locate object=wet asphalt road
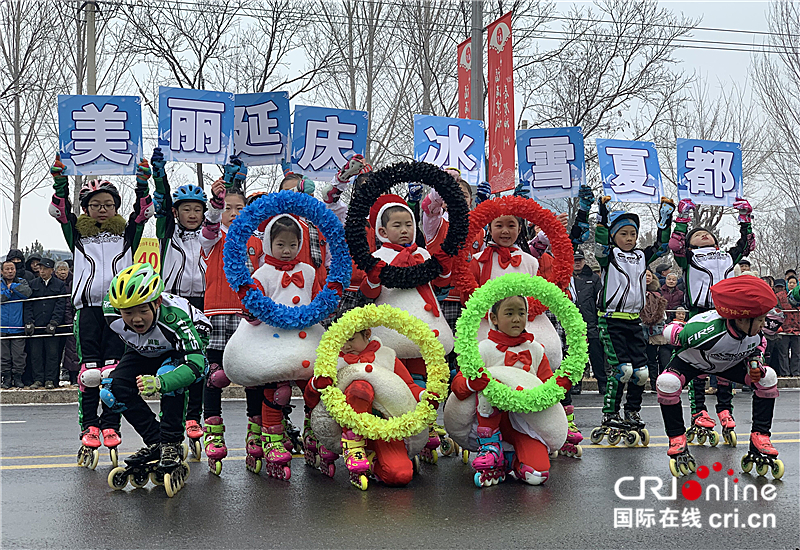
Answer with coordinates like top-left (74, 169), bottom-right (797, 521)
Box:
top-left (1, 390), bottom-right (798, 550)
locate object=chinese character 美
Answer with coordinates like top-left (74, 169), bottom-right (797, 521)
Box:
top-left (71, 103), bottom-right (132, 165)
top-left (614, 508), bottom-right (633, 528)
top-left (636, 508), bottom-right (656, 528)
top-left (168, 97), bottom-right (226, 154)
top-left (525, 136), bottom-right (575, 189)
top-left (659, 507), bottom-right (680, 528)
top-left (235, 101), bottom-right (282, 156)
top-left (680, 507), bottom-right (703, 528)
top-left (422, 125), bottom-right (477, 171)
top-left (297, 115), bottom-right (357, 171)
top-left (606, 147), bottom-right (655, 196)
top-left (684, 146), bottom-right (735, 199)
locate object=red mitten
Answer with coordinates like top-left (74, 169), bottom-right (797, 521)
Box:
top-left (312, 376), bottom-right (333, 391)
top-left (366, 260), bottom-right (387, 286)
top-left (431, 249), bottom-right (453, 274)
top-left (237, 279), bottom-right (265, 301)
top-left (555, 376), bottom-right (572, 393)
top-left (468, 373), bottom-right (490, 392)
top-left (327, 281), bottom-right (344, 297)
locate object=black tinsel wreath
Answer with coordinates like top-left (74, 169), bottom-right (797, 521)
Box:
top-left (345, 161), bottom-right (469, 289)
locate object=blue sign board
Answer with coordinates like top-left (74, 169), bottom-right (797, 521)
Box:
top-left (597, 138), bottom-right (663, 204)
top-left (677, 139), bottom-right (743, 207)
top-left (516, 127), bottom-right (585, 200)
top-left (233, 92), bottom-right (290, 166)
top-left (413, 114), bottom-right (486, 186)
top-left (291, 105), bottom-right (368, 179)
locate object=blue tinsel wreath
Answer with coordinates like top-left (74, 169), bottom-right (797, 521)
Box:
top-left (223, 191), bottom-right (351, 329)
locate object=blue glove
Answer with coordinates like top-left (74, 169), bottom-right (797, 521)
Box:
top-left (578, 184), bottom-right (594, 211)
top-left (574, 219), bottom-right (590, 246)
top-left (151, 147), bottom-right (166, 179)
top-left (514, 180), bottom-right (531, 199)
top-left (297, 175), bottom-right (315, 196)
top-left (597, 195), bottom-right (610, 224)
top-left (153, 191), bottom-right (166, 218)
top-left (657, 198), bottom-right (675, 230)
top-left (223, 155), bottom-right (246, 188)
top-left (408, 182), bottom-right (424, 203)
top-left (476, 182), bottom-right (491, 204)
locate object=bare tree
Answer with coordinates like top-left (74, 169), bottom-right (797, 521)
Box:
top-left (0, 0), bottom-right (66, 248)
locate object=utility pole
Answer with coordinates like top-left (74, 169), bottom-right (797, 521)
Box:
top-left (470, 0), bottom-right (483, 123)
top-left (86, 1), bottom-right (96, 95)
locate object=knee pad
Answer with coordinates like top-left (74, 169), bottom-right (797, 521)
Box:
top-left (99, 379), bottom-right (126, 413)
top-left (100, 360), bottom-right (118, 380)
top-left (411, 373), bottom-right (427, 389)
top-left (632, 366), bottom-right (649, 387)
top-left (206, 363), bottom-right (230, 389)
top-left (656, 370), bottom-right (685, 405)
top-left (273, 382), bottom-right (292, 406)
top-left (612, 363), bottom-right (633, 384)
top-left (663, 322), bottom-right (684, 347)
top-left (752, 366), bottom-right (779, 399)
top-left (79, 363), bottom-right (102, 391)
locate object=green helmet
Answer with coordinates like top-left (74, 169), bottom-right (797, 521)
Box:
top-left (108, 263), bottom-right (164, 309)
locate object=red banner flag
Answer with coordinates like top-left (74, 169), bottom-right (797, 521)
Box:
top-left (487, 11), bottom-right (515, 193)
top-left (457, 38), bottom-right (471, 119)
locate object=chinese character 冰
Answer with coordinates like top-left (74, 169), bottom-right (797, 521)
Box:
top-left (71, 103), bottom-right (132, 166)
top-left (296, 115), bottom-right (357, 171)
top-left (422, 125), bottom-right (477, 171)
top-left (168, 97), bottom-right (226, 155)
top-left (659, 507), bottom-right (680, 528)
top-left (681, 507), bottom-right (703, 528)
top-left (636, 508), bottom-right (656, 528)
top-left (525, 136), bottom-right (575, 189)
top-left (235, 101), bottom-right (282, 157)
top-left (684, 146), bottom-right (736, 198)
top-left (614, 508), bottom-right (633, 528)
top-left (605, 147), bottom-right (655, 196)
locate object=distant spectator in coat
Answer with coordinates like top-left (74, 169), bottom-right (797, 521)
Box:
top-left (776, 275), bottom-right (800, 376)
top-left (24, 258), bottom-right (67, 389)
top-left (1, 260), bottom-right (31, 388)
top-left (5, 249), bottom-right (35, 282)
top-left (25, 254), bottom-right (41, 277)
top-left (660, 273), bottom-right (684, 322)
top-left (54, 261), bottom-right (79, 384)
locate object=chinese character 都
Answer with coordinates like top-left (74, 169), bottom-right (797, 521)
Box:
top-left (422, 125), bottom-right (477, 171)
top-left (659, 507), bottom-right (680, 528)
top-left (297, 115), bottom-right (356, 171)
top-left (71, 103), bottom-right (132, 165)
top-left (614, 508), bottom-right (633, 528)
top-left (680, 507), bottom-right (703, 528)
top-left (234, 101), bottom-right (282, 157)
top-left (525, 136), bottom-right (575, 189)
top-left (636, 508), bottom-right (656, 528)
top-left (684, 146), bottom-right (736, 198)
top-left (605, 146), bottom-right (655, 196)
top-left (168, 97), bottom-right (226, 154)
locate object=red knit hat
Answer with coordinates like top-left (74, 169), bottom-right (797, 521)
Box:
top-left (368, 194), bottom-right (415, 243)
top-left (711, 275), bottom-right (777, 319)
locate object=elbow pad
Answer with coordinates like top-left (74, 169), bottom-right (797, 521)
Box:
top-left (49, 195), bottom-right (69, 224)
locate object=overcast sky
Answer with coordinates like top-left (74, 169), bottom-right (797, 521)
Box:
top-left (1, 1), bottom-right (772, 254)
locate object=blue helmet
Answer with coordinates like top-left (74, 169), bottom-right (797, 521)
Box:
top-left (608, 211), bottom-right (639, 238)
top-left (172, 184), bottom-right (207, 206)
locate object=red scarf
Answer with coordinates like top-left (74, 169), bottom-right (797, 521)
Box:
top-left (381, 243), bottom-right (440, 317)
top-left (281, 271), bottom-right (304, 289)
top-left (477, 245), bottom-right (521, 284)
top-left (488, 329), bottom-right (534, 352)
top-left (340, 340), bottom-right (381, 364)
top-left (262, 254), bottom-right (300, 272)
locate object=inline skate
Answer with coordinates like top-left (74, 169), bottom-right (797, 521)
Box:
top-left (185, 420), bottom-right (204, 461)
top-left (434, 423), bottom-right (460, 458)
top-left (107, 442), bottom-right (190, 497)
top-left (718, 410), bottom-right (737, 447)
top-left (741, 432), bottom-right (784, 479)
top-left (302, 414), bottom-right (338, 477)
top-left (559, 405), bottom-right (583, 458)
top-left (77, 426), bottom-right (101, 470)
top-left (101, 428), bottom-right (121, 467)
top-left (245, 416), bottom-right (264, 474)
top-left (472, 427), bottom-right (507, 487)
top-left (590, 412), bottom-right (639, 446)
top-left (282, 405), bottom-right (303, 455)
top-left (419, 426), bottom-right (440, 464)
top-left (508, 460), bottom-right (549, 486)
top-left (342, 429), bottom-right (371, 491)
top-left (667, 433), bottom-right (697, 477)
top-left (262, 425), bottom-right (292, 481)
top-left (624, 410), bottom-right (650, 447)
top-left (203, 416), bottom-right (226, 475)
top-left (686, 410), bottom-right (719, 446)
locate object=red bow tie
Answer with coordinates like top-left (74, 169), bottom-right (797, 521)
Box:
top-left (341, 340), bottom-right (381, 364)
top-left (281, 271), bottom-right (305, 289)
top-left (383, 243), bottom-right (441, 317)
top-left (505, 350), bottom-right (532, 367)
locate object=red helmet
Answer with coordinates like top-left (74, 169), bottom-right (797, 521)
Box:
top-left (711, 275), bottom-right (777, 319)
top-left (79, 179), bottom-right (121, 209)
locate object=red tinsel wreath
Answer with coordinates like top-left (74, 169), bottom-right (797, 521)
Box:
top-left (451, 195), bottom-right (573, 317)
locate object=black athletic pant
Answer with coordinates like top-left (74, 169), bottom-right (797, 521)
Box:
top-left (599, 317), bottom-right (649, 414)
top-left (75, 306), bottom-right (125, 364)
top-left (108, 351), bottom-right (188, 445)
top-left (588, 336), bottom-right (608, 393)
top-left (660, 357), bottom-right (775, 438)
top-left (202, 348), bottom-right (262, 419)
top-left (689, 376), bottom-right (734, 415)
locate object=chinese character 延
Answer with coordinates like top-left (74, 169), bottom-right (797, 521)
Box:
top-left (422, 125), bottom-right (476, 171)
top-left (71, 103), bottom-right (132, 166)
top-left (168, 97), bottom-right (226, 154)
top-left (525, 136), bottom-right (575, 189)
top-left (614, 508), bottom-right (633, 528)
top-left (606, 147), bottom-right (655, 196)
top-left (235, 101), bottom-right (282, 156)
top-left (684, 146), bottom-right (736, 199)
top-left (297, 115), bottom-right (356, 171)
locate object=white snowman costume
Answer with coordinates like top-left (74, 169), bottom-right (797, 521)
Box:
top-left (223, 215), bottom-right (324, 386)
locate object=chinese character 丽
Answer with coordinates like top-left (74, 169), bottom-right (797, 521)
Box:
top-left (422, 125), bottom-right (477, 171)
top-left (296, 115), bottom-right (356, 171)
top-left (684, 146), bottom-right (736, 199)
top-left (71, 103), bottom-right (132, 166)
top-left (525, 136), bottom-right (575, 189)
top-left (168, 97), bottom-right (226, 154)
top-left (234, 101), bottom-right (282, 157)
top-left (614, 508), bottom-right (633, 528)
top-left (605, 147), bottom-right (655, 196)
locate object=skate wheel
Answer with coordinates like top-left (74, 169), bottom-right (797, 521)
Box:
top-left (474, 472), bottom-right (483, 488)
top-left (413, 455), bottom-right (421, 474)
top-left (87, 448), bottom-right (99, 470)
top-left (208, 458), bottom-right (222, 476)
top-left (323, 463), bottom-right (335, 478)
top-left (669, 459), bottom-right (681, 478)
top-left (253, 459), bottom-right (263, 475)
top-left (755, 462), bottom-right (769, 477)
top-left (76, 449), bottom-right (84, 467)
top-left (640, 429), bottom-right (650, 447)
top-left (431, 449), bottom-right (438, 464)
top-left (709, 431), bottom-right (720, 447)
top-left (697, 432), bottom-right (707, 445)
top-left (679, 462), bottom-right (690, 476)
top-left (741, 456), bottom-right (753, 473)
top-left (686, 430), bottom-right (695, 443)
top-left (109, 447), bottom-right (118, 468)
top-left (575, 445), bottom-right (583, 458)
top-left (462, 450), bottom-right (470, 464)
top-left (440, 437), bottom-right (454, 456)
top-left (190, 440), bottom-right (203, 462)
top-left (150, 471), bottom-right (164, 486)
top-left (164, 472), bottom-right (176, 498)
top-left (108, 467), bottom-right (128, 490)
top-left (180, 442), bottom-right (189, 461)
top-left (772, 459), bottom-right (785, 480)
top-left (550, 450), bottom-right (559, 458)
top-left (607, 432), bottom-right (621, 446)
top-left (282, 466), bottom-right (292, 481)
top-left (624, 431), bottom-right (641, 448)
top-left (130, 470), bottom-right (149, 488)
top-left (356, 475), bottom-right (368, 491)
top-left (688, 459), bottom-right (697, 473)
top-left (727, 432), bottom-right (737, 447)
top-left (589, 427), bottom-right (605, 445)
